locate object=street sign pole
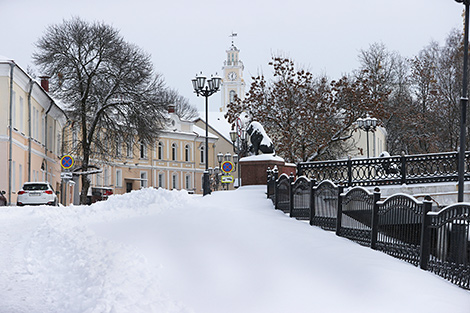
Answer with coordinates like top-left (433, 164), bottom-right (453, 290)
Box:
top-left (60, 155), bottom-right (74, 205)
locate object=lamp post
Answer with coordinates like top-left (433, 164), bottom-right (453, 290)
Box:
top-left (230, 129), bottom-right (247, 187)
top-left (356, 115), bottom-right (377, 158)
top-left (455, 0), bottom-right (470, 202)
top-left (192, 72), bottom-right (222, 196)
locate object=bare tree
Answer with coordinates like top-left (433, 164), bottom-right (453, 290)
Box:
top-left (166, 89), bottom-right (199, 121)
top-left (33, 17), bottom-right (169, 204)
top-left (226, 57), bottom-right (385, 162)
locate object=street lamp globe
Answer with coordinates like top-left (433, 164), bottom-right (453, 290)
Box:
top-left (217, 153), bottom-right (224, 164)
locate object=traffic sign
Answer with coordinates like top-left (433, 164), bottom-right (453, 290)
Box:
top-left (221, 161), bottom-right (234, 173)
top-left (60, 172), bottom-right (73, 180)
top-left (221, 175), bottom-right (234, 183)
top-left (61, 155), bottom-right (74, 169)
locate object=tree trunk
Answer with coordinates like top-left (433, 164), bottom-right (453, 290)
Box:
top-left (79, 145), bottom-right (90, 205)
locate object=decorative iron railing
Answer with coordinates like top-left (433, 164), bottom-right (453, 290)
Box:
top-left (337, 187), bottom-right (377, 246)
top-left (311, 180), bottom-right (339, 231)
top-left (297, 151), bottom-right (470, 187)
top-left (267, 168), bottom-right (470, 290)
top-left (421, 203), bottom-right (470, 290)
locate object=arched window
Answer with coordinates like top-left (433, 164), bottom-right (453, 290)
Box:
top-left (140, 141), bottom-right (147, 159)
top-left (200, 145), bottom-right (205, 163)
top-left (172, 143), bottom-right (177, 161)
top-left (229, 90), bottom-right (236, 103)
top-left (185, 144), bottom-right (190, 162)
top-left (158, 142), bottom-right (163, 160)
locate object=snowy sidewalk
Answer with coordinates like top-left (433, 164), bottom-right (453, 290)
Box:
top-left (0, 186), bottom-right (468, 313)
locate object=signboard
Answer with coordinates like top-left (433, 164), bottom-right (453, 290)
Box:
top-left (221, 175), bottom-right (234, 184)
top-left (221, 161), bottom-right (234, 173)
top-left (60, 155), bottom-right (74, 169)
top-left (60, 172), bottom-right (73, 180)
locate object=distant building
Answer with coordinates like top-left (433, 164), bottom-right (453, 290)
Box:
top-left (220, 38), bottom-right (245, 113)
top-left (65, 106), bottom-right (220, 202)
top-left (0, 57), bottom-right (67, 205)
top-left (349, 126), bottom-right (387, 159)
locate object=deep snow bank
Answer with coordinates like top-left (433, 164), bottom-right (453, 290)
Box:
top-left (0, 186), bottom-right (468, 313)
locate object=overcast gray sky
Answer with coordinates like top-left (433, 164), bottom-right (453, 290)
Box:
top-left (0, 0), bottom-right (464, 111)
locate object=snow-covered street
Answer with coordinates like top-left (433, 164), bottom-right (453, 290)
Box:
top-left (0, 186), bottom-right (468, 313)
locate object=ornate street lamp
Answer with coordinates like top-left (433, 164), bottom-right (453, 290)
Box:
top-left (356, 115), bottom-right (377, 158)
top-left (455, 0), bottom-right (470, 202)
top-left (192, 72), bottom-right (222, 195)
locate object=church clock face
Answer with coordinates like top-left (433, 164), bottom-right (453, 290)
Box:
top-left (228, 71), bottom-right (237, 81)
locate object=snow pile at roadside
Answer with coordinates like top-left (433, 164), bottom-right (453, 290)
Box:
top-left (0, 188), bottom-right (192, 313)
top-left (0, 186), bottom-right (469, 313)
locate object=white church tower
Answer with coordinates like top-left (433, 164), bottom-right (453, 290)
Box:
top-left (220, 33), bottom-right (245, 112)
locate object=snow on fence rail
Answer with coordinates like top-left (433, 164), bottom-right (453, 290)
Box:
top-left (296, 151), bottom-right (470, 187)
top-left (266, 167), bottom-right (470, 290)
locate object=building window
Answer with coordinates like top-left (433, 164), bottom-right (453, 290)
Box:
top-left (41, 114), bottom-right (45, 144)
top-left (158, 142), bottom-right (163, 160)
top-left (114, 137), bottom-right (120, 156)
top-left (230, 90), bottom-right (236, 103)
top-left (185, 175), bottom-right (191, 190)
top-left (12, 91), bottom-right (16, 129)
top-left (185, 144), bottom-right (190, 162)
top-left (12, 161), bottom-right (16, 192)
top-left (116, 169), bottom-right (122, 187)
top-left (140, 141), bottom-right (147, 159)
top-left (104, 168), bottom-right (109, 186)
top-left (172, 143), bottom-right (177, 161)
top-left (172, 173), bottom-right (178, 189)
top-left (140, 171), bottom-right (148, 188)
top-left (127, 139), bottom-right (133, 158)
top-left (200, 145), bottom-right (205, 164)
top-left (19, 97), bottom-right (24, 133)
top-left (19, 164), bottom-right (23, 191)
top-left (158, 173), bottom-right (164, 188)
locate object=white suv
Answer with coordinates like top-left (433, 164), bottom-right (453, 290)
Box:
top-left (17, 182), bottom-right (58, 206)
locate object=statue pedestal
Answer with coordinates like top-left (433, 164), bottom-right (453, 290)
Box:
top-left (239, 154), bottom-right (296, 186)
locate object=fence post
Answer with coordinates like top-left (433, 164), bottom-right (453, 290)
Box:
top-left (267, 167), bottom-right (272, 199)
top-left (273, 166), bottom-right (279, 210)
top-left (370, 187), bottom-right (381, 250)
top-left (335, 184), bottom-right (344, 236)
top-left (289, 172), bottom-right (295, 216)
top-left (400, 151), bottom-right (407, 185)
top-left (347, 156), bottom-right (353, 187)
top-left (297, 163), bottom-right (302, 177)
top-left (309, 179), bottom-right (316, 226)
top-left (419, 195), bottom-right (433, 270)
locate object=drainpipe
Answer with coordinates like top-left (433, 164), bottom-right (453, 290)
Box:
top-left (8, 62), bottom-right (15, 205)
top-left (27, 80), bottom-right (34, 182)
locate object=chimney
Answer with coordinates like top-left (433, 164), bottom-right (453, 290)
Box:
top-left (40, 76), bottom-right (50, 92)
top-left (168, 104), bottom-right (176, 114)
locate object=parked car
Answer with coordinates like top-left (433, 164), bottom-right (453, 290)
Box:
top-left (0, 190), bottom-right (6, 206)
top-left (87, 187), bottom-right (113, 204)
top-left (17, 182), bottom-right (58, 206)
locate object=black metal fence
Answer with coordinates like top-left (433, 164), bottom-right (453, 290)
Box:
top-left (266, 168), bottom-right (470, 290)
top-left (297, 151), bottom-right (470, 187)
top-left (337, 186), bottom-right (376, 246)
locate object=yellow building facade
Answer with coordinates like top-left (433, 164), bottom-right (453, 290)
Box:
top-left (0, 58), bottom-right (67, 205)
top-left (66, 109), bottom-right (221, 202)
